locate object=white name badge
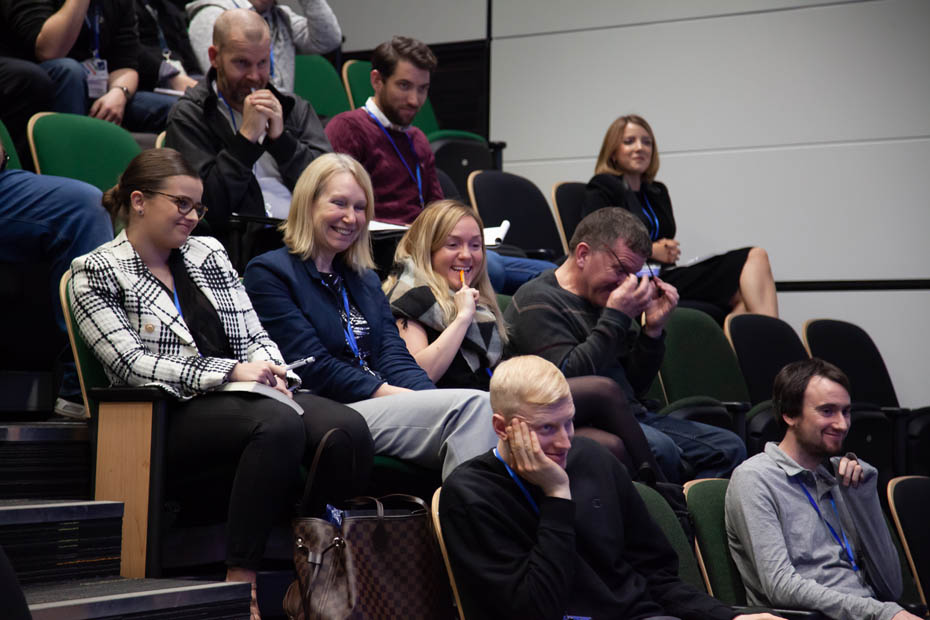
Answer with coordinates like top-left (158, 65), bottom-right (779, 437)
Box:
top-left (82, 57), bottom-right (109, 99)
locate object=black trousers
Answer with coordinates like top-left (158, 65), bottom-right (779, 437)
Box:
top-left (0, 57), bottom-right (54, 170)
top-left (166, 391), bottom-right (373, 569)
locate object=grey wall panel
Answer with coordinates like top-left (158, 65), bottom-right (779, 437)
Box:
top-left (506, 137), bottom-right (930, 280)
top-left (493, 0), bottom-right (863, 38)
top-left (490, 0), bottom-right (930, 161)
top-left (328, 0), bottom-right (486, 52)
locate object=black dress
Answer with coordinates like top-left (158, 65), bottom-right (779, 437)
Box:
top-left (585, 173), bottom-right (750, 311)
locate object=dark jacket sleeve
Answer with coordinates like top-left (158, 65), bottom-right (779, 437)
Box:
top-left (583, 173), bottom-right (618, 218)
top-left (357, 270), bottom-right (434, 391)
top-left (105, 0), bottom-right (141, 72)
top-left (166, 93), bottom-right (266, 224)
top-left (0, 0), bottom-right (55, 60)
top-left (441, 486), bottom-right (577, 620)
top-left (264, 96), bottom-right (331, 189)
top-left (616, 471), bottom-right (737, 620)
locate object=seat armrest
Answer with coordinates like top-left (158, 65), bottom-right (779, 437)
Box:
top-left (524, 248), bottom-right (558, 261)
top-left (228, 213), bottom-right (283, 227)
top-left (90, 386), bottom-right (169, 402)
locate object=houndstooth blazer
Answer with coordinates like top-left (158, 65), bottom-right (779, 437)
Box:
top-left (70, 230), bottom-right (295, 399)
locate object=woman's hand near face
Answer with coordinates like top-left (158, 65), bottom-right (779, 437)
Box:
top-left (652, 238), bottom-right (680, 264)
top-left (452, 286), bottom-right (479, 323)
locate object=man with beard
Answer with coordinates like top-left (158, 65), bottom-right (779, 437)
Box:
top-left (165, 8), bottom-right (330, 242)
top-left (725, 359), bottom-right (919, 620)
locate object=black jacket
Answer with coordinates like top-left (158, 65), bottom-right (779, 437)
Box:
top-left (585, 173), bottom-right (677, 243)
top-left (165, 69), bottom-right (330, 238)
top-left (440, 438), bottom-right (737, 620)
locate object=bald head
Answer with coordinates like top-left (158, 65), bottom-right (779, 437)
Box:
top-left (213, 8), bottom-right (269, 49)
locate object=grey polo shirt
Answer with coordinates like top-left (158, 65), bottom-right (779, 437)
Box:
top-left (724, 442), bottom-right (903, 620)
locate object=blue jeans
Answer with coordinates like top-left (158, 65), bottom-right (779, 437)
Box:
top-left (0, 169), bottom-right (112, 397)
top-left (40, 57), bottom-right (176, 132)
top-left (637, 410), bottom-right (746, 483)
top-left (486, 251), bottom-right (556, 295)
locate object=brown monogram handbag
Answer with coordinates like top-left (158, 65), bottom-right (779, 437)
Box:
top-left (284, 431), bottom-right (453, 619)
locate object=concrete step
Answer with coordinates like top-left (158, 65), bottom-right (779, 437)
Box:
top-left (0, 421), bottom-right (91, 499)
top-left (0, 500), bottom-right (122, 585)
top-left (25, 577), bottom-right (250, 620)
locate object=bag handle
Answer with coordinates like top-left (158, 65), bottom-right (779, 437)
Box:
top-left (301, 427), bottom-right (356, 517)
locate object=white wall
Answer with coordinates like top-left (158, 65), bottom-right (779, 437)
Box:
top-left (489, 0), bottom-right (930, 407)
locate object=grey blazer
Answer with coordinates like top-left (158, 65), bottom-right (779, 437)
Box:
top-left (69, 230), bottom-right (294, 399)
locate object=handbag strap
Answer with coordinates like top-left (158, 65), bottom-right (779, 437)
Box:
top-left (301, 426), bottom-right (356, 517)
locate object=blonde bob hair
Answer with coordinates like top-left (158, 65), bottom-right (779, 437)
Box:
top-left (281, 153), bottom-right (375, 271)
top-left (383, 199), bottom-right (508, 342)
top-left (490, 356), bottom-right (571, 420)
top-left (594, 114), bottom-right (660, 182)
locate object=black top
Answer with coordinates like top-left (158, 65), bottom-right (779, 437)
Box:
top-left (440, 437), bottom-right (737, 620)
top-left (585, 173), bottom-right (676, 248)
top-left (0, 0), bottom-right (140, 71)
top-left (135, 0), bottom-right (200, 90)
top-left (162, 249), bottom-right (232, 359)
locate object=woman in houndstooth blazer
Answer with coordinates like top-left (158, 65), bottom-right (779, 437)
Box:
top-left (69, 149), bottom-right (373, 619)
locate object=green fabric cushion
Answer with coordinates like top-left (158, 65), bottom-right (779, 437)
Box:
top-left (685, 479), bottom-right (745, 605)
top-left (634, 482), bottom-right (704, 591)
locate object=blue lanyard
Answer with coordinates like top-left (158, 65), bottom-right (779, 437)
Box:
top-left (795, 477), bottom-right (859, 572)
top-left (364, 108), bottom-right (423, 208)
top-left (84, 3), bottom-right (101, 59)
top-left (640, 190), bottom-right (660, 242)
top-left (216, 90), bottom-right (239, 132)
top-left (172, 284), bottom-right (184, 318)
top-left (339, 286), bottom-right (364, 368)
top-left (142, 2), bottom-right (171, 59)
top-left (494, 448), bottom-right (539, 515)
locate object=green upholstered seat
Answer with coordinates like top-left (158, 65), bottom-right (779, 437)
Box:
top-left (683, 478), bottom-right (745, 604)
top-left (0, 119), bottom-right (22, 170)
top-left (294, 54), bottom-right (351, 119)
top-left (634, 481), bottom-right (704, 591)
top-left (28, 112), bottom-right (141, 192)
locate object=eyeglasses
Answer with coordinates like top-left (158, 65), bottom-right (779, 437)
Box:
top-left (601, 244), bottom-right (632, 279)
top-left (143, 189), bottom-right (208, 219)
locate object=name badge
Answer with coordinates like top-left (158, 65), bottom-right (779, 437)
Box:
top-left (82, 57), bottom-right (109, 99)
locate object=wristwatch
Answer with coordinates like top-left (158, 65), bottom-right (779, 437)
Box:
top-left (114, 85), bottom-right (132, 101)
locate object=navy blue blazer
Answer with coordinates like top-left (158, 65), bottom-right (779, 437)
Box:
top-left (244, 247), bottom-right (434, 403)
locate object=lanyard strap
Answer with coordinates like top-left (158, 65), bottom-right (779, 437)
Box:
top-left (84, 3), bottom-right (101, 58)
top-left (216, 90), bottom-right (239, 132)
top-left (142, 2), bottom-right (171, 59)
top-left (339, 286), bottom-right (365, 368)
top-left (494, 448), bottom-right (539, 515)
top-left (640, 190), bottom-right (660, 242)
top-left (364, 108), bottom-right (423, 208)
top-left (795, 477), bottom-right (859, 571)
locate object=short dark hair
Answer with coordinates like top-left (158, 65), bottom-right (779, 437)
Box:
top-left (568, 207), bottom-right (652, 258)
top-left (773, 358), bottom-right (851, 433)
top-left (371, 36), bottom-right (438, 79)
top-left (102, 148), bottom-right (198, 227)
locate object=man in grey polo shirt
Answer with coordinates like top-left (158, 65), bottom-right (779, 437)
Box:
top-left (725, 359), bottom-right (918, 620)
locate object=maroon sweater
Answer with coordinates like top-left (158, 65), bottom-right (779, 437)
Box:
top-left (325, 107), bottom-right (443, 225)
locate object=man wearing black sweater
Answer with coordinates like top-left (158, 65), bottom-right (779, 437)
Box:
top-left (504, 207), bottom-right (745, 483)
top-left (440, 355), bottom-right (782, 620)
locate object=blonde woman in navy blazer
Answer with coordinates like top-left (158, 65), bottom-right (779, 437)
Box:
top-left (69, 149), bottom-right (372, 620)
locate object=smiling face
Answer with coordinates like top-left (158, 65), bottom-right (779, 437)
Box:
top-left (577, 236), bottom-right (647, 308)
top-left (431, 215), bottom-right (483, 290)
top-left (372, 59), bottom-right (430, 127)
top-left (134, 175), bottom-right (204, 251)
top-left (513, 399), bottom-right (575, 469)
top-left (210, 31), bottom-right (271, 110)
top-left (613, 122), bottom-right (654, 178)
top-left (785, 375), bottom-right (852, 468)
top-left (311, 171), bottom-right (368, 263)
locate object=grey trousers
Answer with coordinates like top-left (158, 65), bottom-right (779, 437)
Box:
top-left (347, 388), bottom-right (497, 479)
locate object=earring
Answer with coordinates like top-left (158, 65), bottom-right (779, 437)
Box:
top-left (136, 208), bottom-right (144, 216)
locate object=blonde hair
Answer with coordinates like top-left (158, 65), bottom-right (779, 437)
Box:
top-left (489, 356), bottom-right (571, 419)
top-left (594, 114), bottom-right (660, 182)
top-left (281, 153), bottom-right (375, 272)
top-left (383, 199), bottom-right (507, 342)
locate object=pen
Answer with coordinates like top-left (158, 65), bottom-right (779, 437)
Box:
top-left (285, 356), bottom-right (315, 371)
top-left (459, 269), bottom-right (466, 287)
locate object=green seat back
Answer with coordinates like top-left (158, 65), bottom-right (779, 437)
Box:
top-left (31, 113), bottom-right (141, 191)
top-left (294, 55), bottom-right (351, 118)
top-left (634, 482), bottom-right (704, 591)
top-left (662, 308), bottom-right (750, 403)
top-left (0, 119), bottom-right (22, 170)
top-left (61, 270), bottom-right (109, 418)
top-left (685, 478), bottom-right (746, 604)
top-left (495, 293), bottom-right (511, 313)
